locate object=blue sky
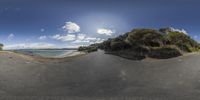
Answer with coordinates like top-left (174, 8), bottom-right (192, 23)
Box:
top-left (0, 0), bottom-right (200, 49)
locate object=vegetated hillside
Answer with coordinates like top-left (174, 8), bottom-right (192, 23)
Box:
top-left (0, 43), bottom-right (3, 50)
top-left (94, 27), bottom-right (200, 60)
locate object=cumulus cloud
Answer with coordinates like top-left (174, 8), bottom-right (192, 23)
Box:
top-left (38, 35), bottom-right (47, 40)
top-left (169, 27), bottom-right (188, 35)
top-left (4, 43), bottom-right (55, 50)
top-left (72, 39), bottom-right (90, 44)
top-left (8, 33), bottom-right (14, 40)
top-left (49, 32), bottom-right (105, 45)
top-left (72, 34), bottom-right (104, 44)
top-left (65, 45), bottom-right (86, 48)
top-left (77, 34), bottom-right (86, 40)
top-left (88, 38), bottom-right (105, 44)
top-left (72, 34), bottom-right (103, 44)
top-left (51, 34), bottom-right (76, 41)
top-left (97, 28), bottom-right (114, 36)
top-left (85, 37), bottom-right (97, 41)
top-left (62, 22), bottom-right (80, 33)
top-left (95, 38), bottom-right (105, 43)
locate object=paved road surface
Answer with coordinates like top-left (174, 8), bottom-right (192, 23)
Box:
top-left (1, 50), bottom-right (200, 100)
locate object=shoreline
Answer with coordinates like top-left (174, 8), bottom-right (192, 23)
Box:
top-left (1, 50), bottom-right (200, 61)
top-left (54, 51), bottom-right (86, 58)
top-left (0, 50), bottom-right (86, 62)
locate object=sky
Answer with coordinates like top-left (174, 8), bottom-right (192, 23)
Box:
top-left (0, 0), bottom-right (200, 49)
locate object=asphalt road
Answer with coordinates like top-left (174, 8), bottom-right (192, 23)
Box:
top-left (1, 50), bottom-right (200, 100)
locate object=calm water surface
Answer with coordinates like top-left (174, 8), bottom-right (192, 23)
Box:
top-left (15, 49), bottom-right (77, 58)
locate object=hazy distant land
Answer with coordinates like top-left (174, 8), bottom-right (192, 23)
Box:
top-left (12, 49), bottom-right (85, 58)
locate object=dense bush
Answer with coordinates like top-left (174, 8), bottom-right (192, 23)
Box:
top-left (0, 43), bottom-right (3, 50)
top-left (106, 49), bottom-right (146, 60)
top-left (78, 46), bottom-right (98, 53)
top-left (148, 46), bottom-right (182, 59)
top-left (126, 29), bottom-right (164, 47)
top-left (81, 27), bottom-right (200, 60)
top-left (166, 32), bottom-right (199, 52)
top-left (110, 37), bottom-right (131, 51)
top-left (110, 41), bottom-right (130, 51)
top-left (100, 39), bottom-right (112, 51)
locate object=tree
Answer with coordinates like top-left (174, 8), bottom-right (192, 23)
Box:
top-left (82, 27), bottom-right (200, 60)
top-left (0, 43), bottom-right (3, 50)
top-left (101, 39), bottom-right (112, 51)
top-left (126, 29), bottom-right (164, 47)
top-left (167, 32), bottom-right (199, 52)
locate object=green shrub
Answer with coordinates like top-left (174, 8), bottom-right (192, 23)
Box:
top-left (0, 44), bottom-right (3, 50)
top-left (126, 29), bottom-right (164, 47)
top-left (110, 41), bottom-right (131, 51)
top-left (167, 32), bottom-right (199, 52)
top-left (101, 39), bottom-right (112, 51)
top-left (78, 46), bottom-right (97, 53)
top-left (82, 28), bottom-right (200, 60)
top-left (110, 37), bottom-right (131, 51)
top-left (107, 49), bottom-right (146, 60)
top-left (148, 45), bottom-right (182, 59)
top-left (87, 46), bottom-right (98, 53)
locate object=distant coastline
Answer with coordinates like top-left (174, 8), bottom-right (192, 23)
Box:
top-left (8, 48), bottom-right (78, 51)
top-left (9, 49), bottom-right (85, 59)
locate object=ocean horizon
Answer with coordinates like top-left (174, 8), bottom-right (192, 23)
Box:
top-left (13, 49), bottom-right (78, 58)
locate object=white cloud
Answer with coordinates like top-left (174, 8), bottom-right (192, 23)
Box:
top-left (65, 45), bottom-right (86, 48)
top-left (169, 27), bottom-right (188, 35)
top-left (3, 43), bottom-right (55, 50)
top-left (8, 33), bottom-right (14, 40)
top-left (71, 33), bottom-right (97, 44)
top-left (85, 37), bottom-right (97, 41)
top-left (38, 35), bottom-right (47, 40)
top-left (51, 34), bottom-right (76, 41)
top-left (49, 32), bottom-right (105, 45)
top-left (97, 28), bottom-right (114, 36)
top-left (77, 34), bottom-right (86, 40)
top-left (62, 22), bottom-right (80, 33)
top-left (95, 38), bottom-right (105, 43)
top-left (72, 34), bottom-right (105, 44)
top-left (72, 39), bottom-right (90, 44)
top-left (88, 38), bottom-right (105, 44)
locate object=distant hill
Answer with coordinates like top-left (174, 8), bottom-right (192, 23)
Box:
top-left (80, 27), bottom-right (200, 60)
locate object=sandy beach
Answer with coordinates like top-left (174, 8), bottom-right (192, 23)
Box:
top-left (54, 51), bottom-right (86, 58)
top-left (1, 50), bottom-right (200, 100)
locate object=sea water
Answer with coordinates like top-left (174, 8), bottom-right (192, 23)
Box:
top-left (15, 49), bottom-right (77, 58)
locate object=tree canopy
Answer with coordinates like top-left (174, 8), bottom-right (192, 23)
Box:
top-left (0, 43), bottom-right (3, 50)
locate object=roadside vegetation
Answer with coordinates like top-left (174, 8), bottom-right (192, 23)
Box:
top-left (80, 27), bottom-right (200, 60)
top-left (0, 43), bottom-right (3, 50)
top-left (78, 46), bottom-right (98, 53)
